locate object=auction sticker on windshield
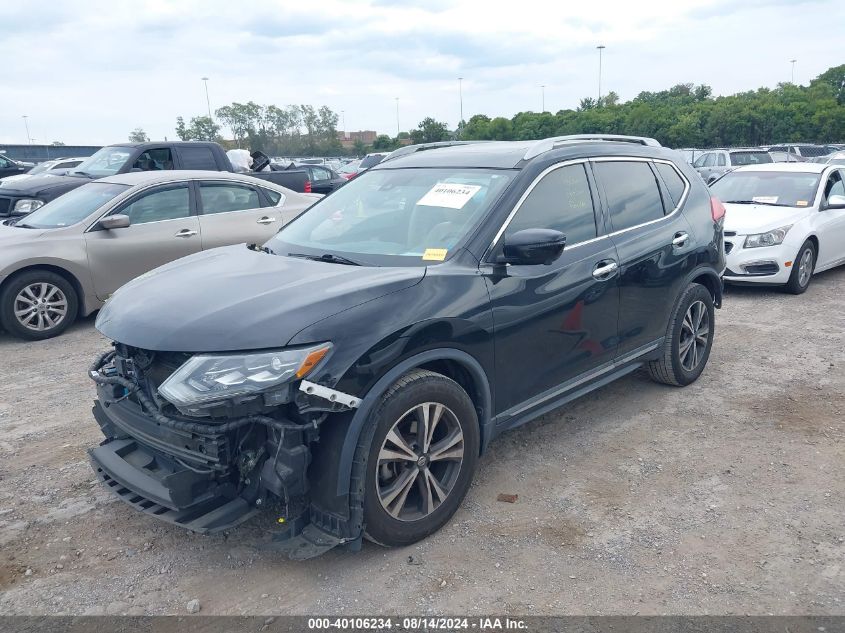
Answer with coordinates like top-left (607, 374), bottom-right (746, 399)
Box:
top-left (418, 183), bottom-right (481, 209)
top-left (752, 196), bottom-right (779, 204)
top-left (422, 248), bottom-right (448, 261)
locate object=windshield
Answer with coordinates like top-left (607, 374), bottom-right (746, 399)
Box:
top-left (267, 167), bottom-right (515, 266)
top-left (730, 152), bottom-right (772, 166)
top-left (70, 146), bottom-right (133, 177)
top-left (710, 171), bottom-right (820, 207)
top-left (28, 162), bottom-right (54, 176)
top-left (20, 182), bottom-right (130, 228)
top-left (359, 154), bottom-right (385, 169)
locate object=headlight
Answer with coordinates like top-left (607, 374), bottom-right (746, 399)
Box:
top-left (158, 343), bottom-right (331, 409)
top-left (744, 225), bottom-right (792, 248)
top-left (13, 198), bottom-right (45, 214)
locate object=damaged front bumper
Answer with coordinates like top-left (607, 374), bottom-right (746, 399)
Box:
top-left (88, 347), bottom-right (362, 557)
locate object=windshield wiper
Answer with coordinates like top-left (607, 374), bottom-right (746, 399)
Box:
top-left (12, 222), bottom-right (37, 229)
top-left (723, 199), bottom-right (784, 206)
top-left (287, 252), bottom-right (361, 266)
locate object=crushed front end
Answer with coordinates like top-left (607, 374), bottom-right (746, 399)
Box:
top-left (87, 343), bottom-right (358, 554)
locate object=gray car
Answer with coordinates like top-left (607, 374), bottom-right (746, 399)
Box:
top-left (0, 171), bottom-right (319, 340)
top-left (693, 148), bottom-right (773, 184)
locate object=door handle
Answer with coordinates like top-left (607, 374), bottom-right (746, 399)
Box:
top-left (672, 231), bottom-right (689, 248)
top-left (592, 260), bottom-right (618, 280)
top-left (174, 229), bottom-right (197, 238)
top-left (256, 216), bottom-right (277, 225)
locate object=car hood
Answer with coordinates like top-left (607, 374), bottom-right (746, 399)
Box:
top-left (723, 204), bottom-right (808, 234)
top-left (95, 245), bottom-right (426, 352)
top-left (0, 173), bottom-right (88, 196)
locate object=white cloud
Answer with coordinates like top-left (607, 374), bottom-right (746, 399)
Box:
top-left (0, 0), bottom-right (841, 145)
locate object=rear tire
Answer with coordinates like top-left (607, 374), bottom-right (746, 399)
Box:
top-left (785, 240), bottom-right (815, 295)
top-left (0, 270), bottom-right (78, 340)
top-left (358, 369), bottom-right (479, 547)
top-left (647, 283), bottom-right (715, 386)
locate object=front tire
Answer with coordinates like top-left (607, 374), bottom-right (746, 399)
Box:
top-left (785, 240), bottom-right (815, 295)
top-left (647, 283), bottom-right (715, 386)
top-left (359, 370), bottom-right (479, 547)
top-left (0, 270), bottom-right (78, 340)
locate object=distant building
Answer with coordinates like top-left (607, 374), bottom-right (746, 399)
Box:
top-left (338, 130), bottom-right (377, 148)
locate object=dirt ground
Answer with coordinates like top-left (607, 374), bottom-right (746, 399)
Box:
top-left (1, 269), bottom-right (843, 616)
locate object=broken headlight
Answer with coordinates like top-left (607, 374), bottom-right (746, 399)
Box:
top-left (158, 344), bottom-right (331, 408)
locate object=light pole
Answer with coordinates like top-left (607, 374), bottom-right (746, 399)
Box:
top-left (201, 77), bottom-right (212, 119)
top-left (540, 84), bottom-right (546, 112)
top-left (596, 45), bottom-right (606, 104)
top-left (458, 77), bottom-right (464, 132)
top-left (22, 115), bottom-right (32, 144)
top-left (790, 59), bottom-right (797, 84)
top-left (395, 97), bottom-right (400, 137)
top-left (341, 110), bottom-right (347, 139)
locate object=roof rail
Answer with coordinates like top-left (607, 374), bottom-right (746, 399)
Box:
top-left (380, 140), bottom-right (490, 164)
top-left (523, 134), bottom-right (661, 160)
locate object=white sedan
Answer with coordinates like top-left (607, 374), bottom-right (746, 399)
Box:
top-left (710, 162), bottom-right (845, 294)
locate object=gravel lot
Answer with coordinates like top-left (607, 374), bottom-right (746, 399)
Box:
top-left (1, 270), bottom-right (843, 616)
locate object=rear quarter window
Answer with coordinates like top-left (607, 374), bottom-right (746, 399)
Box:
top-left (653, 162), bottom-right (688, 208)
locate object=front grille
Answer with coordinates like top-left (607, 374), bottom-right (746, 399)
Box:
top-left (724, 231), bottom-right (737, 237)
top-left (724, 241), bottom-right (734, 254)
top-left (0, 197), bottom-right (11, 217)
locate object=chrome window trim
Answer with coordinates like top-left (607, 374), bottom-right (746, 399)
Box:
top-left (487, 156), bottom-right (690, 258)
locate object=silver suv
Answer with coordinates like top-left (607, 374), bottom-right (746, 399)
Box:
top-left (693, 149), bottom-right (773, 183)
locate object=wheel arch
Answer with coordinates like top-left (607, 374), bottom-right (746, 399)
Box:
top-left (686, 265), bottom-right (723, 308)
top-left (0, 264), bottom-right (87, 318)
top-left (332, 348), bottom-right (492, 499)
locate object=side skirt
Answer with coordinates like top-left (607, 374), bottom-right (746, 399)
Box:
top-left (491, 339), bottom-right (662, 436)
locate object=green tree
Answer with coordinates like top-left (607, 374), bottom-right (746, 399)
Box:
top-left (174, 116), bottom-right (222, 142)
top-left (372, 135), bottom-right (395, 150)
top-left (128, 127), bottom-right (149, 143)
top-left (410, 117), bottom-right (449, 144)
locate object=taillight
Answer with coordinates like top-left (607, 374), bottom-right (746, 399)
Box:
top-left (710, 196), bottom-right (726, 223)
top-left (304, 180), bottom-right (312, 193)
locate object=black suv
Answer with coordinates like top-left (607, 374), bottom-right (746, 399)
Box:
top-left (88, 135), bottom-right (725, 558)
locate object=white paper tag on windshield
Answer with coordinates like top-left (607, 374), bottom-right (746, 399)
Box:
top-left (417, 183), bottom-right (482, 209)
top-left (752, 196), bottom-right (779, 204)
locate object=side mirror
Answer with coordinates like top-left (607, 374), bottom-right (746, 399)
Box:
top-left (825, 194), bottom-right (845, 210)
top-left (98, 214), bottom-right (131, 230)
top-left (500, 229), bottom-right (566, 266)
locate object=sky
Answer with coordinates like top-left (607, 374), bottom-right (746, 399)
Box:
top-left (1, 0), bottom-right (843, 146)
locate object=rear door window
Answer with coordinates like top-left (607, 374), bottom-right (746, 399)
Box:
top-left (199, 182), bottom-right (261, 214)
top-left (178, 146), bottom-right (218, 170)
top-left (594, 161), bottom-right (665, 232)
top-left (506, 163), bottom-right (597, 245)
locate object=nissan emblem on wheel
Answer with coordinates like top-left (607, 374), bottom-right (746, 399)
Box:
top-left (86, 135), bottom-right (726, 558)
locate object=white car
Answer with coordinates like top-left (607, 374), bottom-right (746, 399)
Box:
top-left (0, 157), bottom-right (86, 184)
top-left (710, 163), bottom-right (845, 293)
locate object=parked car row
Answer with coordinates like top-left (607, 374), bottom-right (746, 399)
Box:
top-left (6, 133), bottom-right (845, 560)
top-left (685, 143), bottom-right (843, 184)
top-left (0, 141), bottom-right (315, 219)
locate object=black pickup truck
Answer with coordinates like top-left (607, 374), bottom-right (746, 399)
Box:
top-left (0, 142), bottom-right (311, 217)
